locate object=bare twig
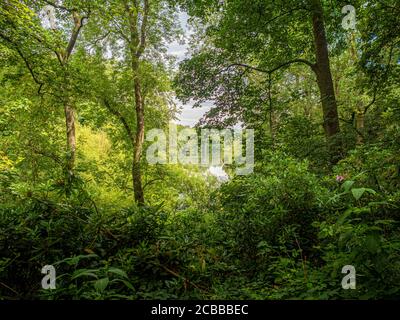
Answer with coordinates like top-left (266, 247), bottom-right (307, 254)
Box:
top-left (0, 281), bottom-right (19, 296)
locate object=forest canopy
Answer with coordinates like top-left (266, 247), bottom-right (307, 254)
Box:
top-left (0, 0), bottom-right (399, 300)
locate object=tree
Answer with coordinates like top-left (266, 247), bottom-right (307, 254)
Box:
top-left (82, 0), bottom-right (180, 205)
top-left (176, 0), bottom-right (346, 162)
top-left (0, 0), bottom-right (91, 178)
top-left (124, 0), bottom-right (149, 205)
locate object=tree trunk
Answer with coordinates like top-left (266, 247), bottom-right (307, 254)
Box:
top-left (124, 0), bottom-right (148, 205)
top-left (132, 60), bottom-right (145, 205)
top-left (310, 0), bottom-right (341, 161)
top-left (349, 34), bottom-right (366, 146)
top-left (59, 10), bottom-right (84, 178)
top-left (64, 102), bottom-right (76, 172)
top-left (355, 111), bottom-right (364, 145)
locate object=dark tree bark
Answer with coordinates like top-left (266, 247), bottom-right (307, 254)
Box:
top-left (310, 0), bottom-right (341, 160)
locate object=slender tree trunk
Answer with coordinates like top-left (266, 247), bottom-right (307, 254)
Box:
top-left (61, 74), bottom-right (76, 178)
top-left (64, 101), bottom-right (76, 172)
top-left (355, 110), bottom-right (364, 145)
top-left (58, 10), bottom-right (84, 176)
top-left (124, 0), bottom-right (149, 205)
top-left (310, 0), bottom-right (341, 161)
top-left (62, 84), bottom-right (76, 197)
top-left (349, 34), bottom-right (366, 145)
top-left (131, 57), bottom-right (145, 205)
top-left (267, 74), bottom-right (275, 144)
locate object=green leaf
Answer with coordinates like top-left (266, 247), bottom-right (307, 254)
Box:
top-left (107, 267), bottom-right (128, 279)
top-left (351, 187), bottom-right (376, 200)
top-left (342, 180), bottom-right (355, 192)
top-left (337, 208), bottom-right (353, 225)
top-left (365, 234), bottom-right (380, 254)
top-left (351, 188), bottom-right (366, 200)
top-left (71, 269), bottom-right (99, 280)
top-left (364, 188), bottom-right (376, 195)
top-left (55, 254), bottom-right (98, 266)
top-left (121, 280), bottom-right (135, 291)
top-left (94, 277), bottom-right (109, 292)
top-left (109, 278), bottom-right (135, 291)
top-left (374, 219), bottom-right (396, 225)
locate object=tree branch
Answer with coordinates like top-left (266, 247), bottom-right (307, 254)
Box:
top-left (124, 0), bottom-right (139, 47)
top-left (92, 31), bottom-right (111, 47)
top-left (339, 117), bottom-right (365, 140)
top-left (143, 177), bottom-right (164, 190)
top-left (0, 33), bottom-right (44, 94)
top-left (261, 6), bottom-right (308, 27)
top-left (28, 143), bottom-right (63, 165)
top-left (223, 59), bottom-right (317, 76)
top-left (63, 11), bottom-right (86, 62)
top-left (363, 89), bottom-right (377, 115)
top-left (41, 0), bottom-right (73, 12)
top-left (136, 0), bottom-right (149, 58)
top-left (103, 99), bottom-right (135, 145)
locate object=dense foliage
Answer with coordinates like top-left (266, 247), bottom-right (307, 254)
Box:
top-left (0, 0), bottom-right (399, 300)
